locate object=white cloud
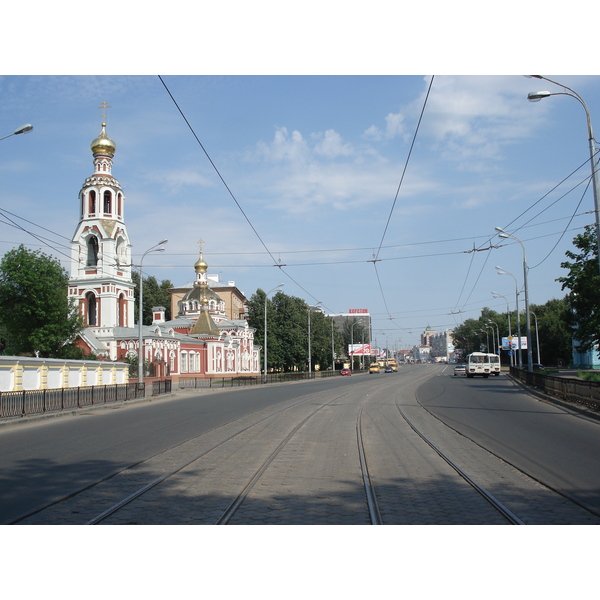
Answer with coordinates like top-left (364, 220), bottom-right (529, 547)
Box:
top-left (141, 168), bottom-right (215, 194)
top-left (255, 127), bottom-right (310, 163)
top-left (313, 129), bottom-right (354, 159)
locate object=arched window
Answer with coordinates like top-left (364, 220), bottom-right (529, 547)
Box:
top-left (89, 190), bottom-right (96, 215)
top-left (86, 292), bottom-right (97, 326)
top-left (87, 236), bottom-right (99, 267)
top-left (117, 193), bottom-right (123, 218)
top-left (118, 293), bottom-right (126, 327)
top-left (103, 190), bottom-right (112, 214)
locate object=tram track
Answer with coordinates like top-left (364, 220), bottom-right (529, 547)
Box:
top-left (413, 381), bottom-right (600, 523)
top-left (11, 389), bottom-right (349, 525)
top-left (11, 366), bottom-right (598, 525)
top-left (393, 402), bottom-right (524, 524)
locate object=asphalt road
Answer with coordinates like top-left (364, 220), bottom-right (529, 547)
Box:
top-left (0, 378), bottom-right (350, 524)
top-left (420, 364), bottom-right (600, 514)
top-left (2, 365), bottom-right (600, 523)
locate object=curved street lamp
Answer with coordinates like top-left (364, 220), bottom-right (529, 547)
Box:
top-left (0, 124), bottom-right (33, 142)
top-left (263, 284), bottom-right (284, 383)
top-left (527, 75), bottom-right (600, 275)
top-left (495, 266), bottom-right (523, 369)
top-left (495, 227), bottom-right (533, 372)
top-left (137, 239), bottom-right (168, 388)
top-left (492, 291), bottom-right (513, 366)
top-left (487, 320), bottom-right (500, 354)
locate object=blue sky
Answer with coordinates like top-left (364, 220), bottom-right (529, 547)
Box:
top-left (2, 73), bottom-right (600, 349)
top-left (1, 3), bottom-right (598, 350)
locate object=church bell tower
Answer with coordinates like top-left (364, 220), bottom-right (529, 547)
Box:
top-left (68, 104), bottom-right (135, 331)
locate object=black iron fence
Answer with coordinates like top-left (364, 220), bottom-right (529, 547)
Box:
top-left (179, 370), bottom-right (341, 390)
top-left (510, 367), bottom-right (600, 412)
top-left (0, 381), bottom-right (171, 420)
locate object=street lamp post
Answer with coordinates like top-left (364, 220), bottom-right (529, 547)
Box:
top-left (487, 321), bottom-right (499, 354)
top-left (527, 75), bottom-right (600, 275)
top-left (530, 311), bottom-right (541, 365)
top-left (0, 124), bottom-right (33, 142)
top-left (263, 284), bottom-right (284, 383)
top-left (479, 329), bottom-right (489, 353)
top-left (492, 291), bottom-right (513, 366)
top-left (137, 240), bottom-right (168, 389)
top-left (349, 318), bottom-right (358, 371)
top-left (496, 227), bottom-right (533, 372)
top-left (496, 266), bottom-right (523, 369)
top-left (307, 302), bottom-right (322, 378)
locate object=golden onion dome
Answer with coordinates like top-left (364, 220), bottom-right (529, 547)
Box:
top-left (194, 253), bottom-right (208, 274)
top-left (90, 123), bottom-right (116, 155)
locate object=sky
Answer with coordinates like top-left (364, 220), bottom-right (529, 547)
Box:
top-left (2, 73), bottom-right (599, 350)
top-left (1, 4), bottom-right (599, 355)
top-left (2, 1), bottom-right (598, 587)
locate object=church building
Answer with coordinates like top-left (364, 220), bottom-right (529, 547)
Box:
top-left (69, 114), bottom-right (261, 380)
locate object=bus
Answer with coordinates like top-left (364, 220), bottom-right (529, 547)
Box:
top-left (466, 352), bottom-right (501, 378)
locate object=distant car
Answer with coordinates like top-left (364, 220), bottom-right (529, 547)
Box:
top-left (454, 364), bottom-right (466, 376)
top-left (384, 366), bottom-right (393, 373)
top-left (340, 369), bottom-right (352, 376)
top-left (369, 364), bottom-right (380, 374)
top-left (532, 363), bottom-right (544, 370)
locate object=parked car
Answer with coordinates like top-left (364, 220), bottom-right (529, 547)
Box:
top-left (453, 364), bottom-right (466, 376)
top-left (340, 369), bottom-right (352, 376)
top-left (532, 363), bottom-right (545, 370)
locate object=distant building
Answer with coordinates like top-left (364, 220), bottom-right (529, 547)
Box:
top-left (421, 325), bottom-right (437, 346)
top-left (430, 329), bottom-right (455, 362)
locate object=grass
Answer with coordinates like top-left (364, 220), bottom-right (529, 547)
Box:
top-left (578, 371), bottom-right (600, 382)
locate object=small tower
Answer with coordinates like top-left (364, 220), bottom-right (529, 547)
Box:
top-left (177, 242), bottom-right (226, 323)
top-left (68, 107), bottom-right (135, 331)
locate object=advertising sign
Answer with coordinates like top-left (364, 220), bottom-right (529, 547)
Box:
top-left (501, 336), bottom-right (528, 350)
top-left (349, 344), bottom-right (371, 355)
top-left (349, 309), bottom-right (369, 314)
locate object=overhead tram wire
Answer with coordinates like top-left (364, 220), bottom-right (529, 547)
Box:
top-left (504, 151), bottom-right (599, 234)
top-left (368, 76), bottom-right (434, 325)
top-left (528, 178), bottom-right (591, 269)
top-left (0, 212), bottom-right (72, 261)
top-left (451, 156), bottom-right (599, 316)
top-left (374, 76), bottom-right (435, 261)
top-left (0, 207), bottom-right (71, 242)
top-left (158, 75), bottom-right (324, 307)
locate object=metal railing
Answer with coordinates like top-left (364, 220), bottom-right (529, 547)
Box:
top-left (0, 381), bottom-right (170, 420)
top-left (179, 369), bottom-right (342, 390)
top-left (510, 367), bottom-right (600, 411)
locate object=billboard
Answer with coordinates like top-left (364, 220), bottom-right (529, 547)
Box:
top-left (501, 336), bottom-right (528, 350)
top-left (349, 344), bottom-right (371, 356)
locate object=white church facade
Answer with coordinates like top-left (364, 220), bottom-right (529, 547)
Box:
top-left (69, 115), bottom-right (261, 380)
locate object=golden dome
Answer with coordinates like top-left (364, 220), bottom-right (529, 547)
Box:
top-left (90, 123), bottom-right (116, 155)
top-left (194, 252), bottom-right (208, 274)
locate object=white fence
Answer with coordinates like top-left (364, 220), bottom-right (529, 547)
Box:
top-left (0, 356), bottom-right (129, 392)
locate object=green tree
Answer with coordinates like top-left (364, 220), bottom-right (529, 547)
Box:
top-left (529, 298), bottom-right (571, 366)
top-left (452, 301), bottom-right (571, 367)
top-left (0, 245), bottom-right (84, 357)
top-left (132, 271), bottom-right (173, 325)
top-left (247, 289), bottom-right (337, 373)
top-left (557, 224), bottom-right (600, 357)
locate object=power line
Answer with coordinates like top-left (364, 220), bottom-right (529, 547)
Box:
top-left (158, 75), bottom-right (327, 310)
top-left (374, 75), bottom-right (435, 260)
